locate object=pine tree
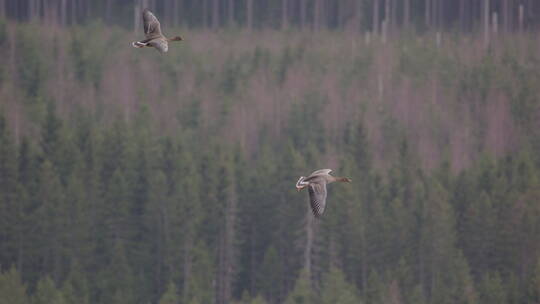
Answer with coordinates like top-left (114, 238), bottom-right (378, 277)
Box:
top-left (479, 272), bottom-right (507, 304)
top-left (529, 257), bottom-right (540, 302)
top-left (283, 269), bottom-right (314, 304)
top-left (159, 281), bottom-right (180, 304)
top-left (320, 266), bottom-right (361, 304)
top-left (0, 111), bottom-right (19, 267)
top-left (183, 242), bottom-right (215, 304)
top-left (0, 266), bottom-right (30, 304)
top-left (33, 276), bottom-right (66, 304)
top-left (257, 246), bottom-right (281, 303)
top-left (33, 160), bottom-right (67, 281)
top-left (61, 260), bottom-right (90, 304)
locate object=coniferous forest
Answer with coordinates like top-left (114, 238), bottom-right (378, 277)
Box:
top-left (2, 1), bottom-right (540, 304)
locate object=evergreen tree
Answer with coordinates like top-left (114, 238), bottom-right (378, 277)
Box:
top-left (33, 276), bottom-right (66, 304)
top-left (283, 269), bottom-right (314, 304)
top-left (159, 281), bottom-right (180, 304)
top-left (479, 272), bottom-right (507, 304)
top-left (320, 266), bottom-right (361, 304)
top-left (61, 260), bottom-right (90, 304)
top-left (257, 246), bottom-right (281, 304)
top-left (0, 111), bottom-right (19, 267)
top-left (0, 267), bottom-right (29, 304)
top-left (32, 160), bottom-right (67, 281)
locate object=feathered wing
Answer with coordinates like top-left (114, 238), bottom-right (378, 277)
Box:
top-left (303, 169), bottom-right (332, 182)
top-left (142, 9), bottom-right (162, 38)
top-left (308, 182), bottom-right (328, 218)
top-left (149, 39), bottom-right (168, 53)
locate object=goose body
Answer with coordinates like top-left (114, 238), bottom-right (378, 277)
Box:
top-left (296, 169), bottom-right (351, 218)
top-left (132, 9), bottom-right (183, 53)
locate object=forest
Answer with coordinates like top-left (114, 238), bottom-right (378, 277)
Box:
top-left (3, 0), bottom-right (540, 32)
top-left (1, 1), bottom-right (540, 304)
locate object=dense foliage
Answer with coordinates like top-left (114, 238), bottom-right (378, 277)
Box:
top-left (1, 20), bottom-right (540, 303)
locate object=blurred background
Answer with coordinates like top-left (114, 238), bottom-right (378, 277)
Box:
top-left (1, 0), bottom-right (540, 303)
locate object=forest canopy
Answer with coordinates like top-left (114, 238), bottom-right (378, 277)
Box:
top-left (1, 1), bottom-right (540, 303)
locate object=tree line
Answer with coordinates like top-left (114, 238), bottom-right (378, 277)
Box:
top-left (2, 0), bottom-right (540, 32)
top-left (1, 15), bottom-right (540, 304)
top-left (2, 87), bottom-right (540, 304)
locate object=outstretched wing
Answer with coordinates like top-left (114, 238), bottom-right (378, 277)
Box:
top-left (308, 182), bottom-right (328, 218)
top-left (149, 39), bottom-right (168, 53)
top-left (303, 169), bottom-right (332, 182)
top-left (309, 169), bottom-right (332, 177)
top-left (142, 9), bottom-right (162, 38)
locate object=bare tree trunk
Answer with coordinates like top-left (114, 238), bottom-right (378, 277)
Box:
top-left (61, 0), bottom-right (67, 26)
top-left (373, 0), bottom-right (379, 34)
top-left (337, 0), bottom-right (346, 29)
top-left (303, 206), bottom-right (314, 280)
top-left (354, 0), bottom-right (363, 32)
top-left (134, 1), bottom-right (141, 33)
top-left (519, 3), bottom-right (524, 32)
top-left (216, 178), bottom-right (237, 304)
top-left (360, 220), bottom-right (367, 301)
top-left (390, 0), bottom-right (396, 30)
top-left (249, 226), bottom-right (256, 295)
top-left (431, 0), bottom-right (437, 28)
top-left (246, 0), bottom-right (253, 30)
top-left (106, 0), bottom-right (113, 23)
top-left (70, 0), bottom-right (77, 25)
top-left (492, 12), bottom-right (498, 35)
top-left (502, 0), bottom-right (508, 32)
top-left (384, 0), bottom-right (390, 30)
top-left (314, 0), bottom-right (321, 30)
top-left (203, 0), bottom-right (209, 28)
top-left (300, 0), bottom-right (307, 29)
top-left (404, 0), bottom-right (410, 29)
top-left (281, 0), bottom-right (288, 30)
top-left (212, 0), bottom-right (219, 29)
top-left (425, 0), bottom-right (431, 28)
top-left (182, 235), bottom-right (193, 304)
top-left (227, 0), bottom-right (234, 25)
top-left (459, 0), bottom-right (465, 31)
top-left (483, 0), bottom-right (489, 46)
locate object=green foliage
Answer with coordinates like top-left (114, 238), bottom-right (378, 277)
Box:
top-left (283, 269), bottom-right (313, 304)
top-left (320, 266), bottom-right (361, 304)
top-left (479, 272), bottom-right (507, 304)
top-left (15, 25), bottom-right (48, 100)
top-left (0, 267), bottom-right (29, 304)
top-left (33, 276), bottom-right (66, 304)
top-left (2, 23), bottom-right (540, 304)
top-left (159, 281), bottom-right (180, 304)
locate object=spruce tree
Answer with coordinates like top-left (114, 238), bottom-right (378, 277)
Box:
top-left (0, 267), bottom-right (29, 304)
top-left (33, 276), bottom-right (66, 304)
top-left (320, 266), bottom-right (361, 304)
top-left (159, 281), bottom-right (180, 304)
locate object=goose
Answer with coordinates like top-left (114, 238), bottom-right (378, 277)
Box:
top-left (296, 169), bottom-right (351, 218)
top-left (132, 9), bottom-right (183, 53)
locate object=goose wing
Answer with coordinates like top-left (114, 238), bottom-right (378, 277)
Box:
top-left (303, 169), bottom-right (332, 182)
top-left (143, 9), bottom-right (162, 38)
top-left (149, 38), bottom-right (168, 53)
top-left (309, 169), bottom-right (332, 177)
top-left (308, 182), bottom-right (328, 218)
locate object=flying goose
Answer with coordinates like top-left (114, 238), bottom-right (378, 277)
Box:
top-left (296, 169), bottom-right (351, 218)
top-left (132, 9), bottom-right (183, 53)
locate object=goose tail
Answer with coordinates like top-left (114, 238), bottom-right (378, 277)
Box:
top-left (296, 176), bottom-right (308, 190)
top-left (132, 41), bottom-right (147, 48)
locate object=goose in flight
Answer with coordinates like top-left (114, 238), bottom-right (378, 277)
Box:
top-left (132, 9), bottom-right (183, 53)
top-left (296, 169), bottom-right (351, 218)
